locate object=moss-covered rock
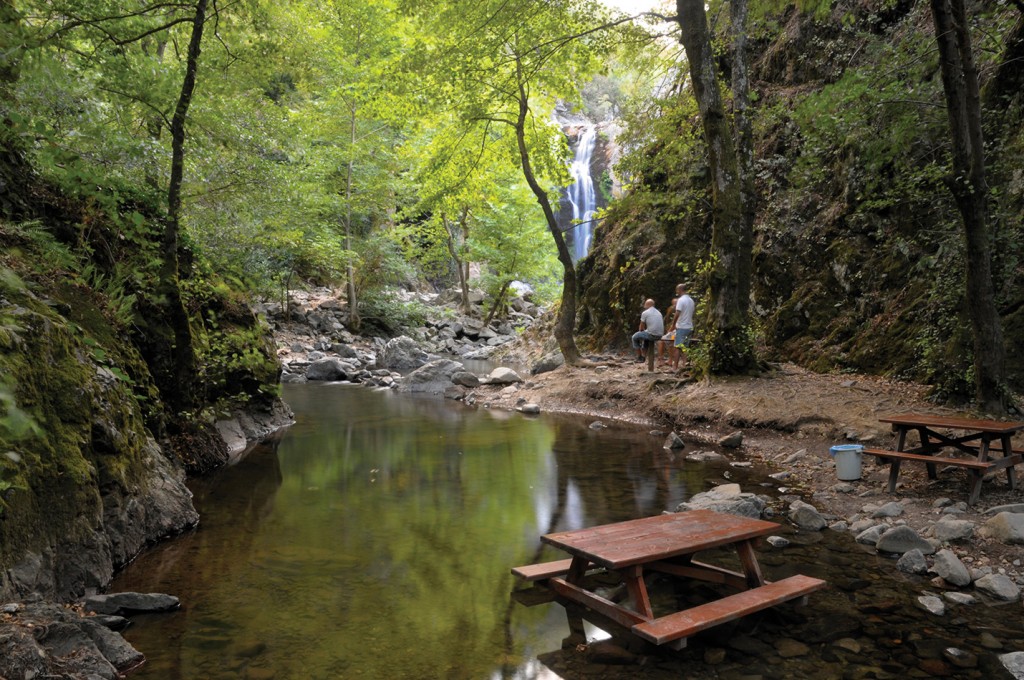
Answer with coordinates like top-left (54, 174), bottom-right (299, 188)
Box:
top-left (0, 279), bottom-right (199, 600)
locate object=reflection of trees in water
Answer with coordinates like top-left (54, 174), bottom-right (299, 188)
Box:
top-left (545, 418), bottom-right (709, 529)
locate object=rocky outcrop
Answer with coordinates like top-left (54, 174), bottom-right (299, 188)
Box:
top-left (0, 290), bottom-right (201, 603)
top-left (0, 600), bottom-right (144, 679)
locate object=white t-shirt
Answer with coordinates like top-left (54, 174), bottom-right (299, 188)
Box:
top-left (640, 306), bottom-right (664, 336)
top-left (674, 295), bottom-right (695, 330)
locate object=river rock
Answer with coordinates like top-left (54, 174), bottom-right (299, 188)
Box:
top-left (663, 432), bottom-right (686, 449)
top-left (917, 595), bottom-right (945, 615)
top-left (84, 592), bottom-right (180, 615)
top-left (788, 500), bottom-right (827, 531)
top-left (305, 357), bottom-right (355, 381)
top-left (487, 367), bottom-right (523, 384)
top-left (718, 431), bottom-right (743, 448)
top-left (686, 450), bottom-right (727, 462)
top-left (855, 525), bottom-right (887, 545)
top-left (1000, 651), bottom-right (1024, 679)
top-left (986, 503), bottom-right (1024, 515)
top-left (930, 549), bottom-right (971, 587)
top-left (942, 591), bottom-right (977, 605)
top-left (330, 342), bottom-right (360, 359)
top-left (932, 516), bottom-right (975, 543)
top-left (897, 549), bottom-right (928, 574)
top-left (974, 574), bottom-right (1021, 601)
top-left (774, 638), bottom-right (810, 658)
top-left (530, 351), bottom-right (564, 375)
top-left (585, 640), bottom-right (637, 665)
top-left (980, 512), bottom-right (1024, 544)
top-left (0, 601), bottom-right (143, 679)
top-left (875, 525), bottom-right (935, 555)
top-left (676, 484), bottom-right (767, 518)
top-left (943, 647), bottom-right (978, 668)
top-left (871, 501), bottom-right (904, 518)
top-left (378, 335), bottom-right (430, 370)
top-left (519, 403), bottom-right (540, 414)
top-left (397, 359), bottom-right (465, 395)
top-left (450, 371), bottom-right (480, 388)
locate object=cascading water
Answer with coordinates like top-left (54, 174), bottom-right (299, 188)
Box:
top-left (566, 125), bottom-right (598, 262)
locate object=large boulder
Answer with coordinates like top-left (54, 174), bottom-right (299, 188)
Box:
top-left (788, 500), bottom-right (827, 531)
top-left (531, 352), bottom-right (565, 375)
top-left (675, 484), bottom-right (767, 518)
top-left (930, 549), bottom-right (971, 587)
top-left (378, 336), bottom-right (430, 370)
top-left (875, 525), bottom-right (935, 555)
top-left (487, 367), bottom-right (523, 385)
top-left (975, 574), bottom-right (1021, 602)
top-left (83, 592), bottom-right (180, 616)
top-left (397, 359), bottom-right (465, 395)
top-left (980, 512), bottom-right (1024, 544)
top-left (305, 357), bottom-right (356, 381)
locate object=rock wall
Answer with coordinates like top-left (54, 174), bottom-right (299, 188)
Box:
top-left (0, 285), bottom-right (201, 601)
top-left (0, 281), bottom-right (291, 602)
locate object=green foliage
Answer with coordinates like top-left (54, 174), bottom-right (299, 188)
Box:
top-left (358, 290), bottom-right (428, 335)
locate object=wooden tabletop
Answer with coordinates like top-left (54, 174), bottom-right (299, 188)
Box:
top-left (879, 413), bottom-right (1024, 434)
top-left (541, 510), bottom-right (779, 570)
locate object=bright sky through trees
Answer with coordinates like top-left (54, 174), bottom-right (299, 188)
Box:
top-left (600, 0), bottom-right (665, 15)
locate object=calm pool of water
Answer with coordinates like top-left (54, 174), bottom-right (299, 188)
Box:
top-left (111, 383), bottom-right (1023, 679)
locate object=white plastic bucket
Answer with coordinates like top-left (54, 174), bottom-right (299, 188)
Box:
top-left (830, 444), bottom-right (864, 481)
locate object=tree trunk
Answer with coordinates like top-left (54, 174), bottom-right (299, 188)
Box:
top-left (345, 107), bottom-right (360, 331)
top-left (513, 57), bottom-right (581, 365)
top-left (930, 0), bottom-right (1009, 411)
top-left (161, 0), bottom-right (207, 412)
top-left (676, 0), bottom-right (755, 374)
top-left (442, 210), bottom-right (471, 314)
top-left (484, 279), bottom-right (512, 327)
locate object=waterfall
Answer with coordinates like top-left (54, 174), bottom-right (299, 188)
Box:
top-left (566, 125), bottom-right (597, 262)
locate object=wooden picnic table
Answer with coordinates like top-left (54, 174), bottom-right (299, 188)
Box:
top-left (511, 510), bottom-right (825, 649)
top-left (864, 413), bottom-right (1024, 504)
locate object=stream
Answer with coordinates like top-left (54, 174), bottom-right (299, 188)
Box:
top-left (111, 383), bottom-right (1023, 679)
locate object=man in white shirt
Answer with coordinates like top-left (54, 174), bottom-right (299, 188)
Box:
top-left (669, 283), bottom-right (695, 370)
top-left (631, 298), bottom-right (664, 362)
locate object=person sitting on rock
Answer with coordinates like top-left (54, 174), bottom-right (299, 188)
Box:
top-left (631, 298), bottom-right (664, 363)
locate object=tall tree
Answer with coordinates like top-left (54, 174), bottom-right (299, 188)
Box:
top-left (675, 0), bottom-right (756, 373)
top-left (292, 0), bottom-right (411, 330)
top-left (411, 0), bottom-right (612, 366)
top-left (929, 0), bottom-right (1009, 411)
top-left (158, 0), bottom-right (209, 410)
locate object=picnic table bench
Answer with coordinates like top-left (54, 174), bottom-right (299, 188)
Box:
top-left (864, 414), bottom-right (1024, 504)
top-left (511, 510), bottom-right (826, 649)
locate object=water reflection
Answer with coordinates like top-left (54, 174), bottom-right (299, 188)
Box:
top-left (111, 384), bottom-right (1023, 680)
top-left (114, 384), bottom-right (722, 679)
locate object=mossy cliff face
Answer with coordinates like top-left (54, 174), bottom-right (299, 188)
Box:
top-left (0, 282), bottom-right (199, 601)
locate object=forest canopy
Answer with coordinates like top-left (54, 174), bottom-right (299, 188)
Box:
top-left (3, 0), bottom-right (1023, 403)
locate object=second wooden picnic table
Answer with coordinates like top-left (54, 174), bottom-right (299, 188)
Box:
top-left (512, 509), bottom-right (825, 649)
top-left (864, 413), bottom-right (1024, 504)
